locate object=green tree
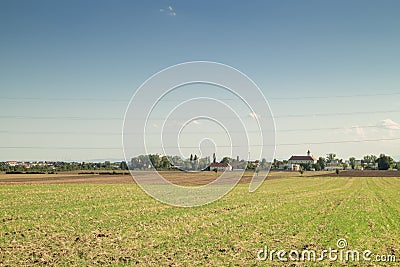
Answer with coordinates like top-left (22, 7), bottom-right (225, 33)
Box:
top-left (317, 157), bottom-right (326, 170)
top-left (260, 158), bottom-right (268, 170)
top-left (104, 161), bottom-right (111, 169)
top-left (246, 161), bottom-right (256, 170)
top-left (160, 156), bottom-right (171, 169)
top-left (300, 162), bottom-right (312, 171)
top-left (272, 159), bottom-right (278, 169)
top-left (148, 154), bottom-right (161, 169)
top-left (119, 161), bottom-right (128, 170)
top-left (349, 157), bottom-right (356, 169)
top-left (130, 155), bottom-right (152, 170)
top-left (342, 162), bottom-right (348, 170)
top-left (371, 155), bottom-right (377, 164)
top-left (362, 155), bottom-right (377, 169)
top-left (362, 155), bottom-right (370, 169)
top-left (312, 163), bottom-right (321, 171)
top-left (220, 157), bottom-right (232, 164)
top-left (326, 153), bottom-right (336, 163)
top-left (377, 154), bottom-right (394, 170)
top-left (0, 162), bottom-right (9, 172)
top-left (299, 166), bottom-right (304, 175)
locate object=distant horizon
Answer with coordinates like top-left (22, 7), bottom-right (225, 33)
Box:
top-left (3, 151), bottom-right (399, 163)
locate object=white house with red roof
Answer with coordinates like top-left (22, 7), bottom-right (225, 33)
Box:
top-left (288, 150), bottom-right (317, 171)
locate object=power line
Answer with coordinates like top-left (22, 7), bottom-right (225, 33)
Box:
top-left (0, 92), bottom-right (399, 102)
top-left (0, 109), bottom-right (399, 121)
top-left (273, 110), bottom-right (400, 118)
top-left (0, 146), bottom-right (121, 150)
top-left (0, 130), bottom-right (122, 135)
top-left (0, 115), bottom-right (122, 120)
top-left (0, 124), bottom-right (394, 136)
top-left (278, 125), bottom-right (384, 132)
top-left (0, 96), bottom-right (128, 102)
top-left (274, 137), bottom-right (400, 146)
top-left (1, 137), bottom-right (399, 150)
top-left (270, 92), bottom-right (400, 100)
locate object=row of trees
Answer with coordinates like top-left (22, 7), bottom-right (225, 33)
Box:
top-left (129, 154), bottom-right (270, 171)
top-left (0, 161), bottom-right (129, 173)
top-left (130, 152), bottom-right (399, 171)
top-left (271, 153), bottom-right (399, 171)
top-left (2, 153), bottom-right (397, 173)
top-left (309, 153), bottom-right (397, 171)
top-left (326, 153), bottom-right (396, 170)
top-left (130, 154), bottom-right (209, 171)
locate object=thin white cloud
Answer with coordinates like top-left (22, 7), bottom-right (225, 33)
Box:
top-left (342, 119), bottom-right (400, 139)
top-left (160, 5), bottom-right (176, 16)
top-left (381, 119), bottom-right (400, 130)
top-left (355, 126), bottom-right (366, 138)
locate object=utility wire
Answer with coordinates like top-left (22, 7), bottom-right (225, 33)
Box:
top-left (0, 109), bottom-right (399, 121)
top-left (0, 124), bottom-right (395, 135)
top-left (1, 92), bottom-right (399, 102)
top-left (0, 115), bottom-right (121, 120)
top-left (1, 137), bottom-right (399, 150)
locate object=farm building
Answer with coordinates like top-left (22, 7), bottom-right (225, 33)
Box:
top-left (5, 161), bottom-right (19, 167)
top-left (288, 150), bottom-right (317, 171)
top-left (210, 162), bottom-right (233, 171)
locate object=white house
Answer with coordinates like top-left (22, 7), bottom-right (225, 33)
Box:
top-left (288, 150), bottom-right (317, 171)
top-left (6, 161), bottom-right (19, 167)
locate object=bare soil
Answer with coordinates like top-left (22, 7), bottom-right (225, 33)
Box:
top-left (317, 169), bottom-right (400, 177)
top-left (0, 171), bottom-right (258, 186)
top-left (1, 170), bottom-right (398, 186)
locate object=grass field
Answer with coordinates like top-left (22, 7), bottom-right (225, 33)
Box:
top-left (0, 172), bottom-right (399, 266)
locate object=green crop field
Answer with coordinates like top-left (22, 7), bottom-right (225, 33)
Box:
top-left (1, 175), bottom-right (399, 266)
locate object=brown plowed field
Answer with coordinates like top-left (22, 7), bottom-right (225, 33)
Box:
top-left (317, 169), bottom-right (400, 177)
top-left (0, 171), bottom-right (259, 186)
top-left (1, 170), bottom-right (398, 186)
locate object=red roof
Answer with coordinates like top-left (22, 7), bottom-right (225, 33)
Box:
top-left (288, 156), bottom-right (316, 161)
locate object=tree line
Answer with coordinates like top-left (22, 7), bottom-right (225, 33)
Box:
top-left (1, 152), bottom-right (398, 173)
top-left (284, 153), bottom-right (398, 171)
top-left (0, 161), bottom-right (129, 174)
top-left (129, 154), bottom-right (269, 171)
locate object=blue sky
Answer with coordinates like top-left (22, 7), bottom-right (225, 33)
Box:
top-left (1, 0), bottom-right (399, 161)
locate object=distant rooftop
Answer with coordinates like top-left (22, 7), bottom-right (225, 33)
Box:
top-left (288, 155), bottom-right (317, 161)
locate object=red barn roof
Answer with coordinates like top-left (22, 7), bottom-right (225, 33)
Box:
top-left (288, 155), bottom-right (317, 161)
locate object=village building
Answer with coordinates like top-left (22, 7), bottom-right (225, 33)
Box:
top-left (288, 150), bottom-right (317, 171)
